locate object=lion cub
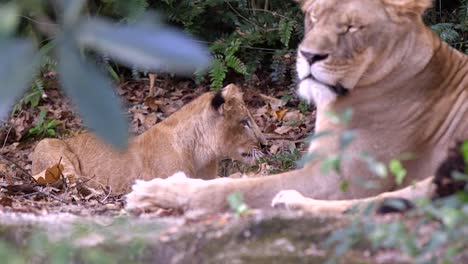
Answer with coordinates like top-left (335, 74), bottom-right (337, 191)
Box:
top-left (31, 84), bottom-right (266, 193)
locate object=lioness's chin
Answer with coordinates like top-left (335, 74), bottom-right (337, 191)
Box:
top-left (298, 78), bottom-right (337, 106)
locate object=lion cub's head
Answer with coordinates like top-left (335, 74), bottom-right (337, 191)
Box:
top-left (293, 0), bottom-right (432, 106)
top-left (211, 84), bottom-right (266, 165)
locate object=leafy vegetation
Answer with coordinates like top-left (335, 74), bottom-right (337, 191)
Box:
top-left (26, 109), bottom-right (57, 138)
top-left (0, 0), bottom-right (210, 148)
top-left (427, 0), bottom-right (468, 53)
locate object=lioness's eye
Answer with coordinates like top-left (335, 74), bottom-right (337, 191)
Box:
top-left (241, 119), bottom-right (250, 128)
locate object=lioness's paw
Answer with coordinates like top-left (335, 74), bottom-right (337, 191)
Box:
top-left (271, 190), bottom-right (307, 211)
top-left (125, 172), bottom-right (203, 211)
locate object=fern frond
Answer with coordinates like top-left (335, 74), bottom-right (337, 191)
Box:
top-left (209, 56), bottom-right (228, 90)
top-left (278, 18), bottom-right (294, 47)
top-left (225, 39), bottom-right (242, 57)
top-left (225, 54), bottom-right (247, 75)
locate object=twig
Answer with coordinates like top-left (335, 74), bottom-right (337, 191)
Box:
top-left (0, 155), bottom-right (37, 183)
top-left (19, 190), bottom-right (65, 203)
top-left (1, 126), bottom-right (13, 149)
top-left (56, 156), bottom-right (68, 189)
top-left (100, 186), bottom-right (112, 203)
top-left (225, 1), bottom-right (264, 31)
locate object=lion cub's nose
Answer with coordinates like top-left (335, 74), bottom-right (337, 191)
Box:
top-left (300, 50), bottom-right (329, 64)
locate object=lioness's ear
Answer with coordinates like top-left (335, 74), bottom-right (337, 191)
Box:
top-left (382, 0), bottom-right (432, 21)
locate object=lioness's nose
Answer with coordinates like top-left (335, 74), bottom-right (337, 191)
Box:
top-left (300, 50), bottom-right (329, 64)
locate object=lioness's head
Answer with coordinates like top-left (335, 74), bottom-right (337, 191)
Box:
top-left (211, 84), bottom-right (266, 165)
top-left (294, 0), bottom-right (432, 106)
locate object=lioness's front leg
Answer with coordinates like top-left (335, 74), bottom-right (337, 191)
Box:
top-left (271, 177), bottom-right (435, 215)
top-left (125, 166), bottom-right (335, 213)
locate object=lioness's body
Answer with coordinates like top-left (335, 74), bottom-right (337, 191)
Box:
top-left (126, 0), bottom-right (468, 213)
top-left (32, 84), bottom-right (265, 193)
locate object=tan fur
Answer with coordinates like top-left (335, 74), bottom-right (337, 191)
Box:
top-left (31, 84), bottom-right (266, 193)
top-left (125, 0), bottom-right (468, 214)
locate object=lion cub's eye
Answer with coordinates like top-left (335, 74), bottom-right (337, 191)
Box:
top-left (241, 119), bottom-right (250, 128)
top-left (310, 15), bottom-right (318, 24)
top-left (345, 25), bottom-right (363, 34)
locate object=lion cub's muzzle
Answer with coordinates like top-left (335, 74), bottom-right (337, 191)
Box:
top-left (240, 147), bottom-right (265, 166)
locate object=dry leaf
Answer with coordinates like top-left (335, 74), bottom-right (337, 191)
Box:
top-left (0, 196), bottom-right (13, 207)
top-left (0, 163), bottom-right (12, 184)
top-left (282, 110), bottom-right (303, 122)
top-left (259, 94), bottom-right (285, 111)
top-left (143, 113), bottom-right (158, 129)
top-left (144, 97), bottom-right (160, 111)
top-left (274, 126), bottom-right (292, 135)
top-left (270, 144), bottom-right (280, 154)
top-left (264, 123), bottom-right (277, 133)
top-left (33, 164), bottom-right (64, 184)
top-left (273, 109), bottom-right (289, 121)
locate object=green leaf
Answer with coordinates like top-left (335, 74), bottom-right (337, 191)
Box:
top-left (278, 18), bottom-right (293, 47)
top-left (36, 109), bottom-right (46, 127)
top-left (321, 154), bottom-right (341, 174)
top-left (389, 159), bottom-right (407, 185)
top-left (209, 56), bottom-right (228, 90)
top-left (0, 39), bottom-right (36, 120)
top-left (77, 18), bottom-right (211, 74)
top-left (360, 152), bottom-right (387, 178)
top-left (340, 180), bottom-right (349, 192)
top-left (46, 119), bottom-right (57, 129)
top-left (227, 192), bottom-right (249, 215)
top-left (61, 0), bottom-right (86, 27)
top-left (325, 108), bottom-right (353, 125)
top-left (0, 3), bottom-right (19, 37)
top-left (461, 140), bottom-right (468, 166)
top-left (305, 130), bottom-right (333, 143)
top-left (47, 129), bottom-right (56, 137)
top-left (58, 37), bottom-right (128, 148)
top-left (339, 130), bottom-right (355, 150)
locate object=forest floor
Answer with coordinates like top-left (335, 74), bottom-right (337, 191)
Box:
top-left (0, 76), bottom-right (315, 217)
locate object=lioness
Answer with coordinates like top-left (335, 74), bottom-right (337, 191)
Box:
top-left (31, 84), bottom-right (266, 193)
top-left (126, 0), bottom-right (468, 214)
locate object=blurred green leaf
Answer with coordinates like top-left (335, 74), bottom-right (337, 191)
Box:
top-left (0, 3), bottom-right (19, 37)
top-left (227, 192), bottom-right (249, 216)
top-left (77, 18), bottom-right (211, 75)
top-left (461, 140), bottom-right (468, 166)
top-left (340, 180), bottom-right (349, 192)
top-left (0, 39), bottom-right (36, 120)
top-left (321, 154), bottom-right (341, 174)
top-left (389, 159), bottom-right (407, 185)
top-left (61, 0), bottom-right (86, 27)
top-left (339, 130), bottom-right (355, 150)
top-left (360, 152), bottom-right (387, 178)
top-left (58, 37), bottom-right (128, 148)
top-left (305, 130), bottom-right (333, 143)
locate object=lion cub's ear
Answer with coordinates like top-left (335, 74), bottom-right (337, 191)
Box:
top-left (382, 0), bottom-right (432, 22)
top-left (211, 90), bottom-right (225, 113)
top-left (221, 84), bottom-right (243, 101)
top-left (211, 84), bottom-right (243, 115)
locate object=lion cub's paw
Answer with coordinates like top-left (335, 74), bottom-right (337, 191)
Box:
top-left (271, 190), bottom-right (308, 211)
top-left (125, 172), bottom-right (202, 211)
